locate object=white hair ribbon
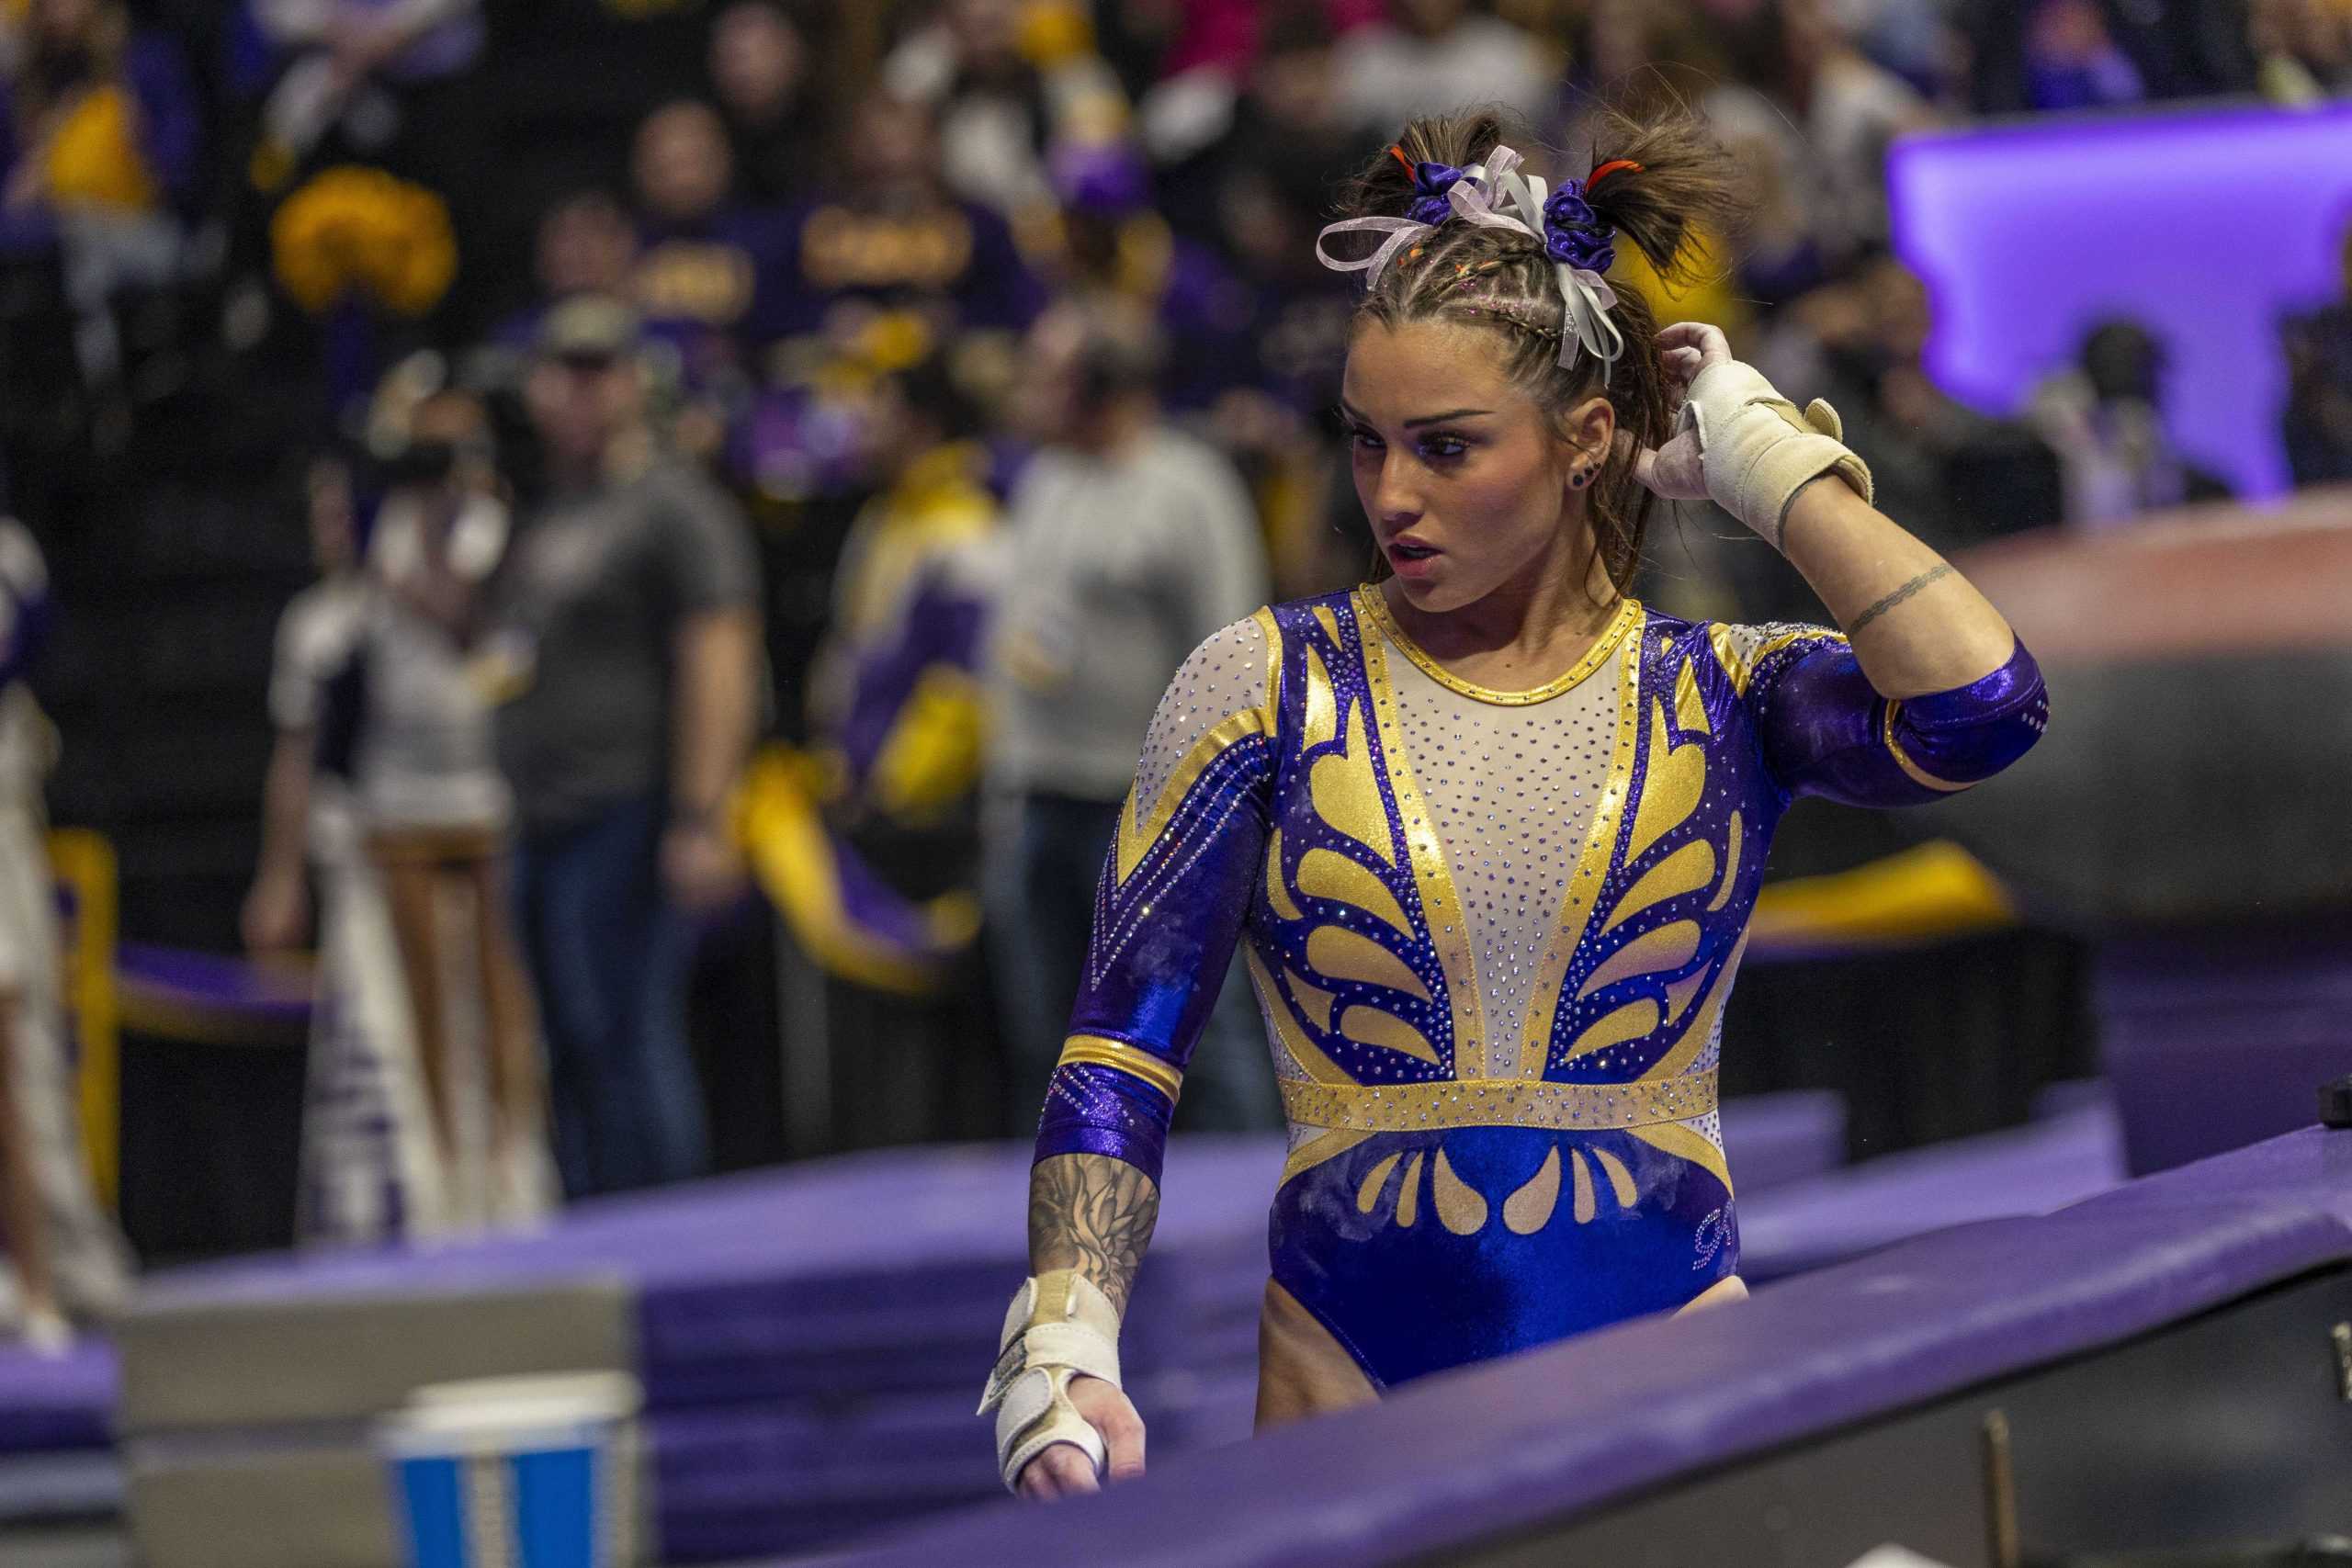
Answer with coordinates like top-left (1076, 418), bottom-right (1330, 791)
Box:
top-left (1314, 143), bottom-right (1623, 380)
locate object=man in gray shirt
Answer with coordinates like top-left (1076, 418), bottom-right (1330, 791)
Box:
top-left (491, 297), bottom-right (762, 1196)
top-left (983, 302), bottom-right (1276, 1130)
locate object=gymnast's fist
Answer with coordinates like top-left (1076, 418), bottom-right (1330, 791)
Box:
top-left (1014, 1375), bottom-right (1146, 1500)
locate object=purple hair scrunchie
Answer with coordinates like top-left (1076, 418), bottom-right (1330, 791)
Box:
top-left (1542, 179), bottom-right (1616, 275)
top-left (1406, 162), bottom-right (1464, 227)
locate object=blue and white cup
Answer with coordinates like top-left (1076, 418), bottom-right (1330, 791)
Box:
top-left (380, 1372), bottom-right (642, 1568)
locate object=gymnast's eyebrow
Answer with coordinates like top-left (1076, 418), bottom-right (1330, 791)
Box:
top-left (1340, 401), bottom-right (1494, 428)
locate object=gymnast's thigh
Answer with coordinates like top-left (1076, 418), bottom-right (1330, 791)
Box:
top-left (1255, 1277), bottom-right (1380, 1430)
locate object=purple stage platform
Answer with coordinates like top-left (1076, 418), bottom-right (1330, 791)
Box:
top-left (824, 1122), bottom-right (2352, 1568)
top-left (1740, 1096), bottom-right (2121, 1280)
top-left (94, 1091), bottom-right (1840, 1563)
top-left (0, 1341), bottom-right (113, 1457)
top-left (0, 1342), bottom-right (121, 1557)
top-left (9, 1089), bottom-right (2165, 1563)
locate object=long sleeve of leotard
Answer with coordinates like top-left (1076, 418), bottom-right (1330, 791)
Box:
top-left (1724, 623), bottom-right (2048, 808)
top-left (1031, 614), bottom-right (1277, 1185)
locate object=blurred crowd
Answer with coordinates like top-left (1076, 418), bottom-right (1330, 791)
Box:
top-left (0, 0), bottom-right (2347, 1295)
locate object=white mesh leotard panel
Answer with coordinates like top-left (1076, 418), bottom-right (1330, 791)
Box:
top-left (1379, 640), bottom-right (1619, 1077)
top-left (1128, 616), bottom-right (1270, 818)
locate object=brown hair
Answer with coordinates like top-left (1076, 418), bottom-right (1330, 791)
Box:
top-left (1335, 105), bottom-right (1742, 598)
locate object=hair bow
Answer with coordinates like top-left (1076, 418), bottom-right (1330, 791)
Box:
top-left (1315, 144), bottom-right (1623, 379)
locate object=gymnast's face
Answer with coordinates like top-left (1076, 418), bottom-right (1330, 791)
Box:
top-left (1341, 317), bottom-right (1606, 615)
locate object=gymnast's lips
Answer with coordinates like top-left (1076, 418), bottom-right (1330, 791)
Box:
top-left (1385, 534), bottom-right (1442, 577)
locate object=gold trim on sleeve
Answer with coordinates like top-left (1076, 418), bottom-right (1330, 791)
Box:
top-left (1114, 707), bottom-right (1267, 884)
top-left (1057, 1034), bottom-right (1184, 1101)
top-left (1883, 701), bottom-right (1975, 793)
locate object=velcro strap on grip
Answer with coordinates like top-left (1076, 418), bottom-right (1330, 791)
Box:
top-left (1022, 1321), bottom-right (1120, 1383)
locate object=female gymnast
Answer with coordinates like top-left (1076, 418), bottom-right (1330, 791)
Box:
top-left (981, 106), bottom-right (2048, 1497)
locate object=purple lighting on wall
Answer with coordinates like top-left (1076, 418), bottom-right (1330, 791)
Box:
top-left (1886, 104), bottom-right (2352, 501)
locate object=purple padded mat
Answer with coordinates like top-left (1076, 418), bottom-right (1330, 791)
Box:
top-left (650, 1368), bottom-right (1259, 1562)
top-left (1739, 1099), bottom-right (2122, 1280)
top-left (2096, 922), bottom-right (2352, 1176)
top-left (0, 1342), bottom-right (114, 1455)
top-left (77, 1099), bottom-right (1849, 1560)
top-left (128, 1096), bottom-right (1849, 1413)
top-left (141, 1096), bottom-right (1846, 1311)
top-left (827, 1125), bottom-right (2352, 1568)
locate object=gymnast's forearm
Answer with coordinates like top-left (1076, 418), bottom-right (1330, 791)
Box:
top-left (1778, 475), bottom-right (2019, 700)
top-left (1026, 1153), bottom-right (1161, 1319)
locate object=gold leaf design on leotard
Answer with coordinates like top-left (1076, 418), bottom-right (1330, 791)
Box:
top-left (1592, 1146), bottom-right (1640, 1208)
top-left (1308, 697), bottom-right (1396, 868)
top-left (1576, 920), bottom-right (1702, 1000)
top-left (1395, 1152), bottom-right (1424, 1227)
top-left (1301, 641), bottom-right (1339, 750)
top-left (1282, 1126), bottom-right (1374, 1185)
top-left (1623, 931), bottom-right (1754, 1194)
top-left (1645, 929), bottom-right (1749, 1085)
top-left (1627, 1118), bottom-right (1732, 1197)
top-left (1265, 827), bottom-right (1304, 921)
top-left (1625, 696), bottom-right (1706, 866)
top-left (1601, 840), bottom-right (1716, 934)
top-left (1356, 1151), bottom-right (1403, 1214)
top-left (1312, 604), bottom-right (1342, 645)
top-left (1284, 964), bottom-right (1337, 1033)
top-left (1562, 998), bottom-right (1660, 1064)
top-left (1570, 1148), bottom-right (1597, 1224)
top-left (1432, 1147), bottom-right (1487, 1235)
top-left (1338, 1004), bottom-right (1441, 1066)
top-left (1674, 655), bottom-right (1712, 738)
top-left (1246, 948), bottom-right (1353, 1092)
top-left (1706, 810), bottom-right (1744, 914)
top-left (1297, 847), bottom-right (1415, 941)
top-left (1502, 1146), bottom-right (1562, 1234)
top-left (1306, 925), bottom-right (1431, 1004)
top-left (1661, 965), bottom-right (1711, 1030)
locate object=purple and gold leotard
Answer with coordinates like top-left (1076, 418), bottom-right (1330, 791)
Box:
top-left (1035, 586), bottom-right (2047, 1396)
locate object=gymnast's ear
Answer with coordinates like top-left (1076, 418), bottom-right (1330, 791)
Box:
top-left (1557, 394), bottom-right (1615, 487)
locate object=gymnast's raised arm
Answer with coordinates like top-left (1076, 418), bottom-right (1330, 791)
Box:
top-left (1637, 321), bottom-right (2047, 805)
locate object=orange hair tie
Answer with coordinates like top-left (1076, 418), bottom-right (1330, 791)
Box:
top-left (1388, 144), bottom-right (1416, 176)
top-left (1586, 158), bottom-right (1643, 189)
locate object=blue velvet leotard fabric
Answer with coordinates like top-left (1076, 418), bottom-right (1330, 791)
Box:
top-left (1035, 586), bottom-right (2047, 1392)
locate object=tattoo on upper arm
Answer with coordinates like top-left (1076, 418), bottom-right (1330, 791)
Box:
top-left (1847, 564), bottom-right (1954, 636)
top-left (1029, 1154), bottom-right (1160, 1315)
